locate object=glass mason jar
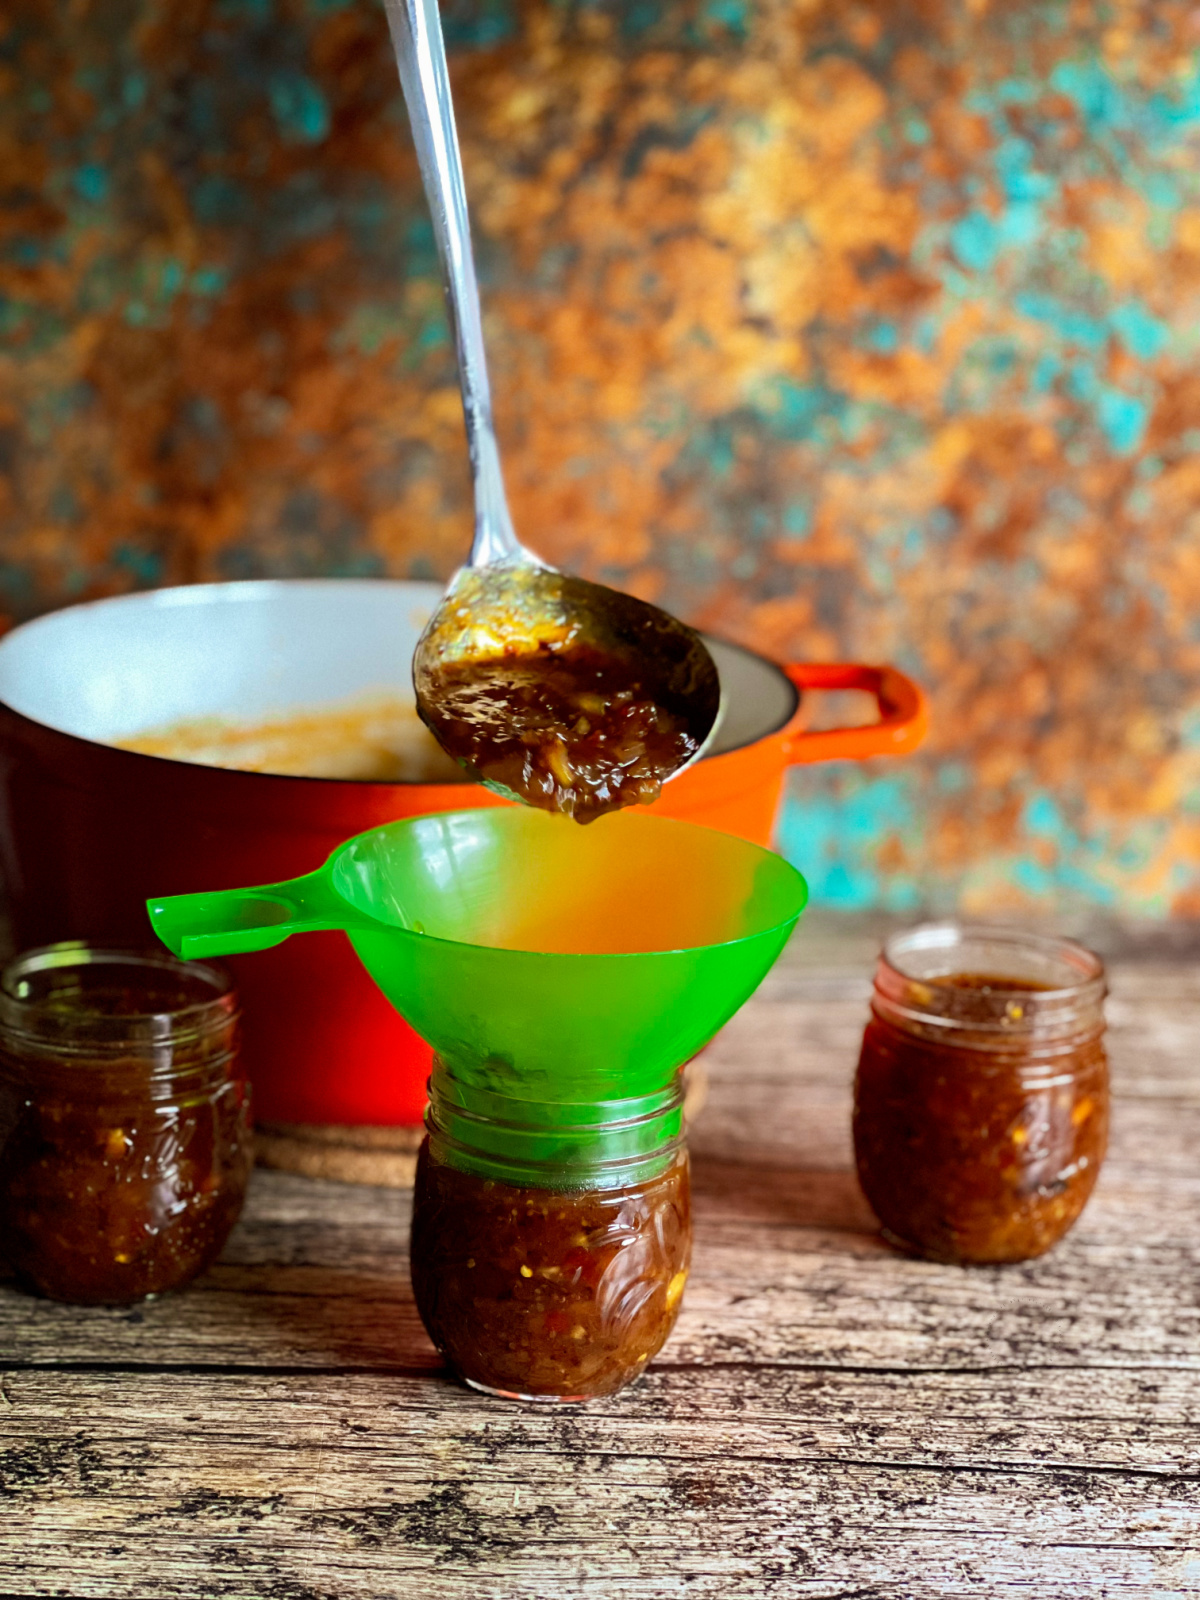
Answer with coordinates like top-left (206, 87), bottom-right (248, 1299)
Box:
top-left (0, 943), bottom-right (251, 1304)
top-left (853, 924), bottom-right (1109, 1264)
top-left (410, 1054), bottom-right (691, 1402)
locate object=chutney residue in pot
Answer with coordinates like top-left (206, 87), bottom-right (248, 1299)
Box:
top-left (116, 693), bottom-right (466, 783)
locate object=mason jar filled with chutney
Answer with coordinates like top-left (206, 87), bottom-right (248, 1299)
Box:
top-left (410, 1052), bottom-right (691, 1402)
top-left (853, 923), bottom-right (1109, 1264)
top-left (0, 943), bottom-right (251, 1304)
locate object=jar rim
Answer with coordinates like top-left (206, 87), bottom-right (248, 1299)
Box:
top-left (0, 942), bottom-right (236, 1044)
top-left (873, 922), bottom-right (1106, 1043)
top-left (881, 921), bottom-right (1105, 996)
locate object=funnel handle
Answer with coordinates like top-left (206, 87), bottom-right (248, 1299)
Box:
top-left (147, 869), bottom-right (369, 961)
top-left (780, 662), bottom-right (929, 764)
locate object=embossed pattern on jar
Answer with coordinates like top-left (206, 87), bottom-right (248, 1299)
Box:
top-left (411, 1140), bottom-right (691, 1400)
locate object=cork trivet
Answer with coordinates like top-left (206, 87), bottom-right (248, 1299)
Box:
top-left (681, 1058), bottom-right (709, 1126)
top-left (254, 1122), bottom-right (424, 1187)
top-left (255, 1061), bottom-right (710, 1188)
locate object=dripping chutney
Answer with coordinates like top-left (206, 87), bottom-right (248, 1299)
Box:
top-left (415, 643), bottom-right (703, 823)
top-left (412, 565), bottom-right (722, 825)
top-left (0, 944), bottom-right (250, 1304)
top-left (410, 1056), bottom-right (692, 1400)
top-left (853, 925), bottom-right (1109, 1264)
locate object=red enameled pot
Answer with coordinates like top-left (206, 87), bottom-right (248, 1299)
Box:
top-left (0, 580), bottom-right (926, 1124)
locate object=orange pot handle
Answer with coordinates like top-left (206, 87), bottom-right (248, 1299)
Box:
top-left (780, 663), bottom-right (929, 764)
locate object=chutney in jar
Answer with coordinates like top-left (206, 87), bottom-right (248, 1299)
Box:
top-left (411, 1138), bottom-right (691, 1400)
top-left (853, 926), bottom-right (1109, 1264)
top-left (0, 944), bottom-right (250, 1304)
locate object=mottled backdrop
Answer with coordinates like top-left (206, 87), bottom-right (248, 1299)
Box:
top-left (4, 0), bottom-right (1200, 914)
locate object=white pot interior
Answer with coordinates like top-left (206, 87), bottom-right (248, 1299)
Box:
top-left (0, 579), bottom-right (795, 765)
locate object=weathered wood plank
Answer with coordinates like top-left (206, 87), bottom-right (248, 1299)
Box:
top-left (3, 1367), bottom-right (1200, 1599)
top-left (3, 1153), bottom-right (1200, 1374)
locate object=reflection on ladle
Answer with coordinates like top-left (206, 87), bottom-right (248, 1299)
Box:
top-left (382, 0), bottom-right (721, 822)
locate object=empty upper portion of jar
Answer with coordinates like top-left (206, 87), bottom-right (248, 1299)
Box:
top-left (872, 923), bottom-right (1107, 1048)
top-left (0, 943), bottom-right (237, 1079)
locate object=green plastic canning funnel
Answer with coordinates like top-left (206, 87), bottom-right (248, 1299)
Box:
top-left (147, 808), bottom-right (807, 1182)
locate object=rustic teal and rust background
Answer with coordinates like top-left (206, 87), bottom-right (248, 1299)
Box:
top-left (4, 0), bottom-right (1200, 914)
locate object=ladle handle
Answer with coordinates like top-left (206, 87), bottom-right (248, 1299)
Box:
top-left (381, 0), bottom-right (527, 570)
top-left (147, 870), bottom-right (371, 961)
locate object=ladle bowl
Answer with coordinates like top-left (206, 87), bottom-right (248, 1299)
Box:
top-left (413, 566), bottom-right (725, 804)
top-left (147, 808), bottom-right (807, 1105)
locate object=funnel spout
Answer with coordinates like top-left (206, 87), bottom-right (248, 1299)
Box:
top-left (147, 870), bottom-right (369, 961)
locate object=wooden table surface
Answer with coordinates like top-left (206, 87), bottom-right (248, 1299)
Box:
top-left (4, 930), bottom-right (1200, 1599)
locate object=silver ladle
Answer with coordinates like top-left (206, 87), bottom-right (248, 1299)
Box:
top-left (382, 0), bottom-right (721, 814)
